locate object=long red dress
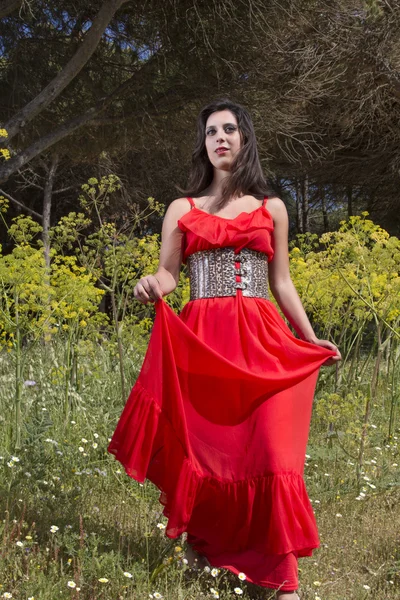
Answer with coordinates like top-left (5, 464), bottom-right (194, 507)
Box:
top-left (108, 196), bottom-right (336, 591)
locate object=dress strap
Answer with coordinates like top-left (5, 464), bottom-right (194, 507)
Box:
top-left (262, 195), bottom-right (268, 207)
top-left (186, 197), bottom-right (195, 209)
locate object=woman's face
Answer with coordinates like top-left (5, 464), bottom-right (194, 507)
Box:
top-left (204, 109), bottom-right (242, 171)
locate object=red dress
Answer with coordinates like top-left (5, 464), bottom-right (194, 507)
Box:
top-left (108, 196), bottom-right (336, 591)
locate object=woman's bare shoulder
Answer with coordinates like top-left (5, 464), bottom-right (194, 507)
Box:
top-left (169, 197), bottom-right (191, 210)
top-left (164, 197), bottom-right (192, 222)
top-left (266, 196), bottom-right (288, 222)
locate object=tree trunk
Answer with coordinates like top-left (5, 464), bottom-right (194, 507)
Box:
top-left (347, 185), bottom-right (353, 217)
top-left (321, 186), bottom-right (329, 232)
top-left (271, 176), bottom-right (285, 198)
top-left (43, 154), bottom-right (59, 271)
top-left (301, 175), bottom-right (310, 233)
top-left (295, 178), bottom-right (303, 233)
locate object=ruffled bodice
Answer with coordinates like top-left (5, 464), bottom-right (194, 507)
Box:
top-left (177, 205), bottom-right (275, 265)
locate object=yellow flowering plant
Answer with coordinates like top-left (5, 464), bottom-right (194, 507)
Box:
top-left (290, 213), bottom-right (400, 353)
top-left (50, 177), bottom-right (189, 400)
top-left (290, 214), bottom-right (400, 474)
top-left (0, 128), bottom-right (10, 161)
top-left (0, 213), bottom-right (108, 443)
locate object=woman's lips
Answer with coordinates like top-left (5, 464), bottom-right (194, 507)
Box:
top-left (216, 148), bottom-right (229, 155)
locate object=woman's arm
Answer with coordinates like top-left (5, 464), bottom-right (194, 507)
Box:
top-left (133, 198), bottom-right (188, 304)
top-left (267, 198), bottom-right (341, 364)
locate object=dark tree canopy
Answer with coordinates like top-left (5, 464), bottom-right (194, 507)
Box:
top-left (1, 0), bottom-right (400, 235)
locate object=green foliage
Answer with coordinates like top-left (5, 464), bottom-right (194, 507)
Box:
top-left (314, 390), bottom-right (367, 455)
top-left (50, 212), bottom-right (92, 253)
top-left (8, 215), bottom-right (43, 245)
top-left (51, 178), bottom-right (188, 325)
top-left (0, 177), bottom-right (189, 351)
top-left (50, 254), bottom-right (107, 334)
top-left (364, 0), bottom-right (385, 21)
top-left (0, 215), bottom-right (107, 349)
top-left (0, 176), bottom-right (191, 438)
top-left (0, 128), bottom-right (10, 161)
top-left (79, 174), bottom-right (122, 220)
top-left (290, 213), bottom-right (400, 340)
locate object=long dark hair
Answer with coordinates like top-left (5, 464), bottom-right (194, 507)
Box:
top-left (178, 98), bottom-right (276, 210)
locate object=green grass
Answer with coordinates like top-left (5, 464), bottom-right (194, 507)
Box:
top-left (0, 343), bottom-right (399, 600)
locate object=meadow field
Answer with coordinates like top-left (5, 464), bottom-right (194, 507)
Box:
top-left (0, 338), bottom-right (399, 600)
top-left (0, 203), bottom-right (399, 600)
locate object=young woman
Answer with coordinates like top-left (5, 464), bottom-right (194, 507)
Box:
top-left (108, 98), bottom-right (341, 599)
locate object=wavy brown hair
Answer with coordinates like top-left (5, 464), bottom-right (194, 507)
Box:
top-left (178, 98), bottom-right (277, 210)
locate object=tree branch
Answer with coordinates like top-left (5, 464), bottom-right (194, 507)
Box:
top-left (0, 104), bottom-right (104, 182)
top-left (53, 185), bottom-right (80, 195)
top-left (0, 188), bottom-right (42, 220)
top-left (375, 72), bottom-right (400, 101)
top-left (1, 0), bottom-right (127, 143)
top-left (0, 48), bottom-right (165, 182)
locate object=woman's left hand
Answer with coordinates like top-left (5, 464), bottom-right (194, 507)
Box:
top-left (311, 338), bottom-right (342, 366)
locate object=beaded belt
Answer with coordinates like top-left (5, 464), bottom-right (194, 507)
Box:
top-left (187, 247), bottom-right (269, 300)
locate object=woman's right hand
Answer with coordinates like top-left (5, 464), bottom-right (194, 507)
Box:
top-left (133, 275), bottom-right (163, 304)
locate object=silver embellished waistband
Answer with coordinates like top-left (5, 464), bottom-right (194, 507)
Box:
top-left (187, 247), bottom-right (269, 300)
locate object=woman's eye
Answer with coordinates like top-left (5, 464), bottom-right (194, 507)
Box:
top-left (206, 126), bottom-right (236, 135)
